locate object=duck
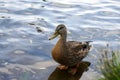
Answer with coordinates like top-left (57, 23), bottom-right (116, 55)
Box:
top-left (49, 24), bottom-right (92, 75)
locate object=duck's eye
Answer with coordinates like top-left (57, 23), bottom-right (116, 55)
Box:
top-left (56, 24), bottom-right (65, 31)
top-left (58, 27), bottom-right (64, 30)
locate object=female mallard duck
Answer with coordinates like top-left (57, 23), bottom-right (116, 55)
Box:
top-left (49, 24), bottom-right (92, 75)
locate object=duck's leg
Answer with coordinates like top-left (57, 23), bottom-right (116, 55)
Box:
top-left (68, 63), bottom-right (79, 75)
top-left (57, 65), bottom-right (68, 70)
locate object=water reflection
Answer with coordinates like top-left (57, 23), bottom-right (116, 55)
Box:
top-left (0, 0), bottom-right (120, 79)
top-left (48, 61), bottom-right (90, 80)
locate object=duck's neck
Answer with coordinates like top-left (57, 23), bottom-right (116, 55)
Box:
top-left (59, 33), bottom-right (67, 44)
top-left (57, 32), bottom-right (67, 55)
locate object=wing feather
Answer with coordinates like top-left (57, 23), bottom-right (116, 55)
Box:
top-left (66, 41), bottom-right (92, 66)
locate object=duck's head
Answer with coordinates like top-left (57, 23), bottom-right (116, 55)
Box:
top-left (49, 24), bottom-right (67, 40)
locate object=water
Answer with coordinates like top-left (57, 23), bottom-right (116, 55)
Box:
top-left (0, 0), bottom-right (120, 80)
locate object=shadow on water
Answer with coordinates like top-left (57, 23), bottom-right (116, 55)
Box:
top-left (48, 61), bottom-right (91, 80)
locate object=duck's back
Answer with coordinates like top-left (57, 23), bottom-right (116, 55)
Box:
top-left (65, 41), bottom-right (92, 66)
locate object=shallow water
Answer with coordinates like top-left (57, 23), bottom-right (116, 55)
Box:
top-left (0, 0), bottom-right (120, 80)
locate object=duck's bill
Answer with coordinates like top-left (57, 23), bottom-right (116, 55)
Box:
top-left (49, 32), bottom-right (59, 40)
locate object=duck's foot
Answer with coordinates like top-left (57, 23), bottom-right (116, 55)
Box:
top-left (57, 65), bottom-right (68, 70)
top-left (68, 68), bottom-right (78, 75)
top-left (68, 63), bottom-right (80, 75)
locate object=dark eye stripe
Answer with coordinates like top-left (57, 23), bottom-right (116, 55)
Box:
top-left (59, 27), bottom-right (63, 30)
top-left (56, 24), bottom-right (65, 31)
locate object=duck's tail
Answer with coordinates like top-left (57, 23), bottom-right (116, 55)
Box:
top-left (85, 41), bottom-right (93, 50)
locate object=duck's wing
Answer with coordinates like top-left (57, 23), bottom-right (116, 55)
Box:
top-left (66, 41), bottom-right (92, 60)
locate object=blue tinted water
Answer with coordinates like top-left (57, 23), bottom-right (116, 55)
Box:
top-left (0, 0), bottom-right (120, 78)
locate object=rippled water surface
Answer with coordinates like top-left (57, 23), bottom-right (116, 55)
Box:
top-left (0, 0), bottom-right (120, 80)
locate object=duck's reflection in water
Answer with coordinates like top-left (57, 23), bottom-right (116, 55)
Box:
top-left (48, 61), bottom-right (91, 80)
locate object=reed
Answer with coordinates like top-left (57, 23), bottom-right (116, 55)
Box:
top-left (98, 48), bottom-right (120, 80)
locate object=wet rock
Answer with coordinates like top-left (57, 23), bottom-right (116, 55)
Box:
top-left (48, 61), bottom-right (91, 80)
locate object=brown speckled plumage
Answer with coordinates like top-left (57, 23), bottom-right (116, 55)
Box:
top-left (49, 24), bottom-right (92, 67)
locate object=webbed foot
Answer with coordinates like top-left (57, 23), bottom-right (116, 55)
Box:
top-left (57, 65), bottom-right (68, 70)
